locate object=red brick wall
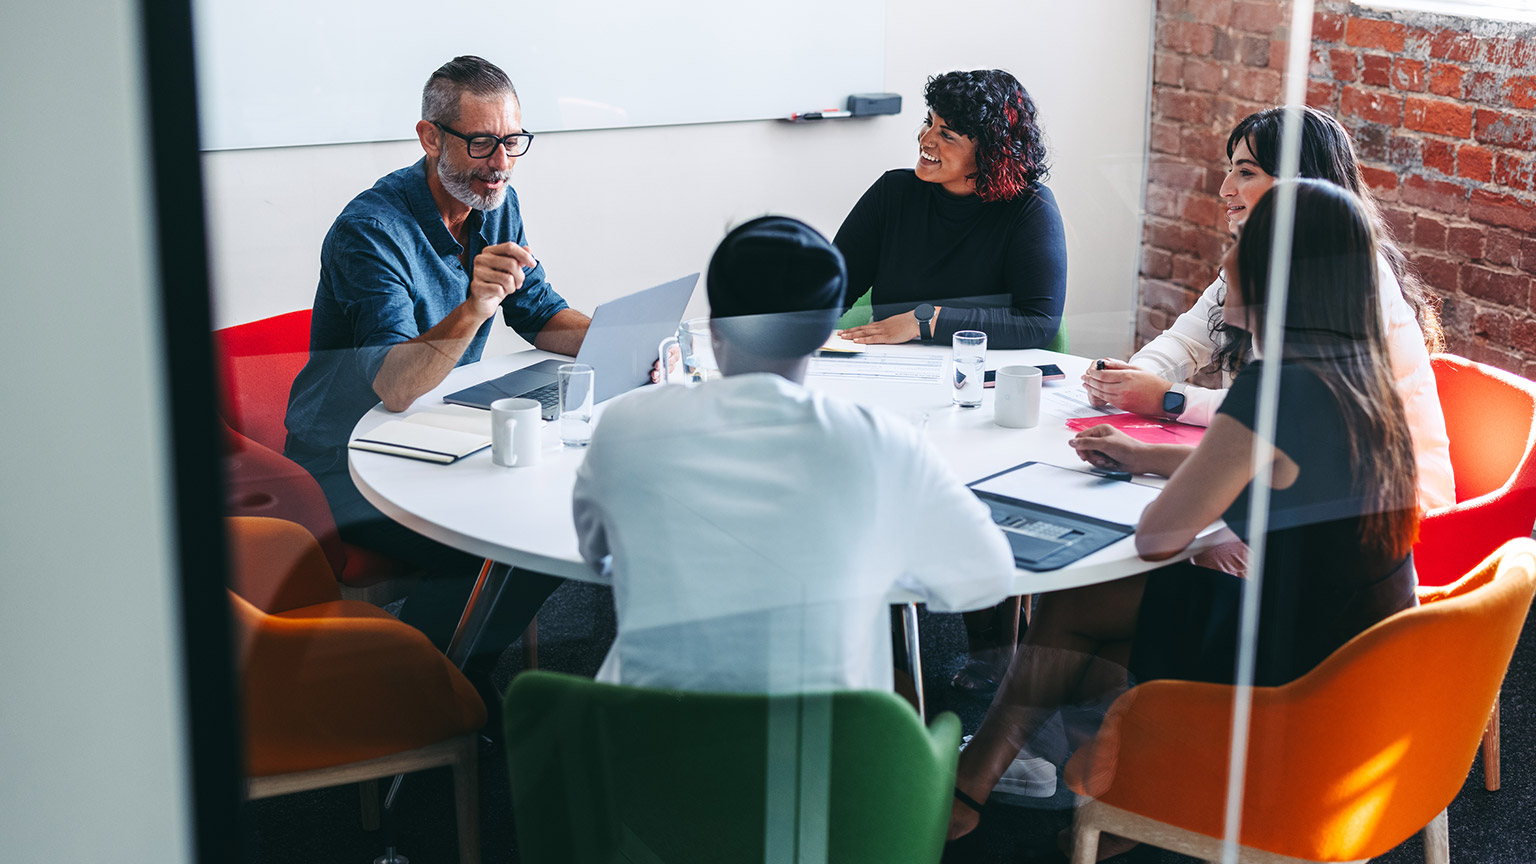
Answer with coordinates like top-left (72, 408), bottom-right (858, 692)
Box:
top-left (1141, 0), bottom-right (1536, 375)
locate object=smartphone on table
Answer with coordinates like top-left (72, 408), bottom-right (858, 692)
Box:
top-left (983, 364), bottom-right (1066, 388)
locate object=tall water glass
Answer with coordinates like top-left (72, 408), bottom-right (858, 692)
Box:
top-left (952, 330), bottom-right (987, 408)
top-left (557, 363), bottom-right (595, 447)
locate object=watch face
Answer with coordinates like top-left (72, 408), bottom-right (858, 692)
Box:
top-left (1163, 389), bottom-right (1186, 415)
top-left (915, 303), bottom-right (934, 321)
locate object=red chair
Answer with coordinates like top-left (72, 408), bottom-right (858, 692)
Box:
top-left (214, 309), bottom-right (314, 453)
top-left (1411, 354), bottom-right (1536, 790)
top-left (215, 310), bottom-right (407, 592)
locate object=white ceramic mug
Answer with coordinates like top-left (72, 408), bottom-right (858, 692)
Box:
top-left (491, 397), bottom-right (543, 467)
top-left (657, 316), bottom-right (718, 384)
top-left (994, 365), bottom-right (1043, 428)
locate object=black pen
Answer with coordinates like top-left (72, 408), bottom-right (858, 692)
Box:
top-left (1096, 359), bottom-right (1107, 371)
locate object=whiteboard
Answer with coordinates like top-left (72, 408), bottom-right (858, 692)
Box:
top-left (193, 0), bottom-right (885, 150)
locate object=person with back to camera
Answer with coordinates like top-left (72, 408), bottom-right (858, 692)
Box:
top-left (948, 181), bottom-right (1420, 857)
top-left (1082, 105), bottom-right (1454, 512)
top-left (833, 68), bottom-right (1069, 692)
top-left (572, 216), bottom-right (1017, 694)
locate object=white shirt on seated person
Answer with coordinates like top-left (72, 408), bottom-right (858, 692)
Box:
top-left (1131, 254), bottom-right (1455, 511)
top-left (572, 372), bottom-right (1016, 694)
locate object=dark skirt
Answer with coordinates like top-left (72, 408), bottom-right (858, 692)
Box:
top-left (1129, 555), bottom-right (1417, 688)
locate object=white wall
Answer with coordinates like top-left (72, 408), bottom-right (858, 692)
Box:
top-left (204, 0), bottom-right (1152, 360)
top-left (1, 3), bottom-right (195, 863)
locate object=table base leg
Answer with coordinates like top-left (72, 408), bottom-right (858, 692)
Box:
top-left (901, 603), bottom-right (925, 721)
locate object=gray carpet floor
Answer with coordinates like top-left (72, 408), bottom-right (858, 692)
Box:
top-left (245, 579), bottom-right (1536, 863)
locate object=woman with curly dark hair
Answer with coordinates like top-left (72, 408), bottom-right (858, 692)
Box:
top-left (834, 69), bottom-right (1066, 349)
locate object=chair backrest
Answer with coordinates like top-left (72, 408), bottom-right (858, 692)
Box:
top-left (1068, 539), bottom-right (1536, 861)
top-left (502, 671), bottom-right (960, 864)
top-left (213, 309), bottom-right (313, 453)
top-left (223, 422), bottom-right (350, 580)
top-left (1414, 354), bottom-right (1536, 585)
top-left (225, 516), bottom-right (342, 614)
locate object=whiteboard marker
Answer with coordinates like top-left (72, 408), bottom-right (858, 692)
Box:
top-left (788, 108), bottom-right (853, 122)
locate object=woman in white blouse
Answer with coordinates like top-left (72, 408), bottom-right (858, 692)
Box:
top-left (1083, 106), bottom-right (1454, 511)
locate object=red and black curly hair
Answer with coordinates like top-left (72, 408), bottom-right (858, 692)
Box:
top-left (923, 69), bottom-right (1050, 202)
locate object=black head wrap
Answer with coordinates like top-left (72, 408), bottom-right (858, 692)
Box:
top-left (706, 216), bottom-right (847, 358)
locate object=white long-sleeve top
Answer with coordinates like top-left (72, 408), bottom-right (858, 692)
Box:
top-left (572, 373), bottom-right (1016, 694)
top-left (1130, 257), bottom-right (1455, 511)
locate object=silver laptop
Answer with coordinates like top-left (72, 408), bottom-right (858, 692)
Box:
top-left (443, 273), bottom-right (698, 418)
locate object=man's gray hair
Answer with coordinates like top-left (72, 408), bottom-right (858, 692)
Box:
top-left (421, 55), bottom-right (517, 124)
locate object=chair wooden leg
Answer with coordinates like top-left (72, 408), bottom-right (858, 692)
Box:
top-left (359, 779), bottom-right (380, 831)
top-left (521, 615), bottom-right (539, 671)
top-left (1423, 808), bottom-right (1448, 864)
top-left (1005, 595), bottom-right (1022, 647)
top-left (1483, 695), bottom-right (1501, 791)
top-left (452, 735), bottom-right (481, 864)
top-left (1021, 593), bottom-right (1032, 628)
top-left (1070, 802), bottom-right (1101, 864)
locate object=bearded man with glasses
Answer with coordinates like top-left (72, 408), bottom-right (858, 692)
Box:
top-left (284, 55), bottom-right (591, 731)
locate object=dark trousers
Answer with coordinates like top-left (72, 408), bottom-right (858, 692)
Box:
top-left (312, 461), bottom-right (562, 692)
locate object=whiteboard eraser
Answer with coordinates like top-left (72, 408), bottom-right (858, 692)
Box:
top-left (847, 93), bottom-right (902, 116)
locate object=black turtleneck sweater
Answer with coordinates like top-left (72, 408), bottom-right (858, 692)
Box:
top-left (833, 169), bottom-right (1067, 349)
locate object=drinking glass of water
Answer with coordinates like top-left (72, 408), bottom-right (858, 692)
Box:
top-left (952, 330), bottom-right (986, 408)
top-left (557, 363), bottom-right (595, 447)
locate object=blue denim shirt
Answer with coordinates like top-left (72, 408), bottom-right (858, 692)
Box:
top-left (284, 158), bottom-right (568, 473)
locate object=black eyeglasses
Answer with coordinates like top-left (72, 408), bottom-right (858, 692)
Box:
top-left (433, 121), bottom-right (535, 158)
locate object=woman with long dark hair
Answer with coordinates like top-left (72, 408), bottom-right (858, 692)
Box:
top-left (833, 68), bottom-right (1066, 349)
top-left (1083, 105), bottom-right (1453, 511)
top-left (950, 180), bottom-right (1420, 847)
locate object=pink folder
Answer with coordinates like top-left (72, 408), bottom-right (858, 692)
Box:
top-left (1065, 412), bottom-right (1206, 446)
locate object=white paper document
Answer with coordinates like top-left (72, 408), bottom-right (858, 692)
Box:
top-left (1041, 387), bottom-right (1122, 421)
top-left (972, 462), bottom-right (1162, 527)
top-left (807, 352), bottom-right (944, 383)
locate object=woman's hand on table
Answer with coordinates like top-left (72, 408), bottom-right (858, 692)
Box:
top-left (1069, 425), bottom-right (1146, 473)
top-left (839, 307), bottom-right (937, 344)
top-left (1071, 425), bottom-right (1194, 478)
top-left (1081, 358), bottom-right (1171, 414)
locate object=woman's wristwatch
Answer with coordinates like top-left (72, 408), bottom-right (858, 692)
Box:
top-left (915, 303), bottom-right (936, 341)
top-left (1162, 382), bottom-right (1188, 420)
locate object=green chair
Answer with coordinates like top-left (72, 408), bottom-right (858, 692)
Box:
top-left (835, 289), bottom-right (1069, 352)
top-left (503, 671), bottom-right (961, 864)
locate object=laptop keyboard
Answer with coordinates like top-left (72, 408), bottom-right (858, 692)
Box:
top-left (526, 382), bottom-right (561, 420)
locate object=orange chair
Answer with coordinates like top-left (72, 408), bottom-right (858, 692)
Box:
top-left (231, 516), bottom-right (486, 864)
top-left (1063, 538), bottom-right (1536, 864)
top-left (1412, 354), bottom-right (1536, 790)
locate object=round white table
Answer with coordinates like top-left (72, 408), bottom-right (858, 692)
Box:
top-left (350, 344), bottom-right (1220, 714)
top-left (351, 345), bottom-right (1215, 591)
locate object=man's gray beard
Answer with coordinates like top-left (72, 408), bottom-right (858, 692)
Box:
top-left (437, 150), bottom-right (509, 211)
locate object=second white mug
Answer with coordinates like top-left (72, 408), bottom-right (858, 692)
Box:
top-left (490, 397), bottom-right (544, 467)
top-left (994, 365), bottom-right (1043, 428)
